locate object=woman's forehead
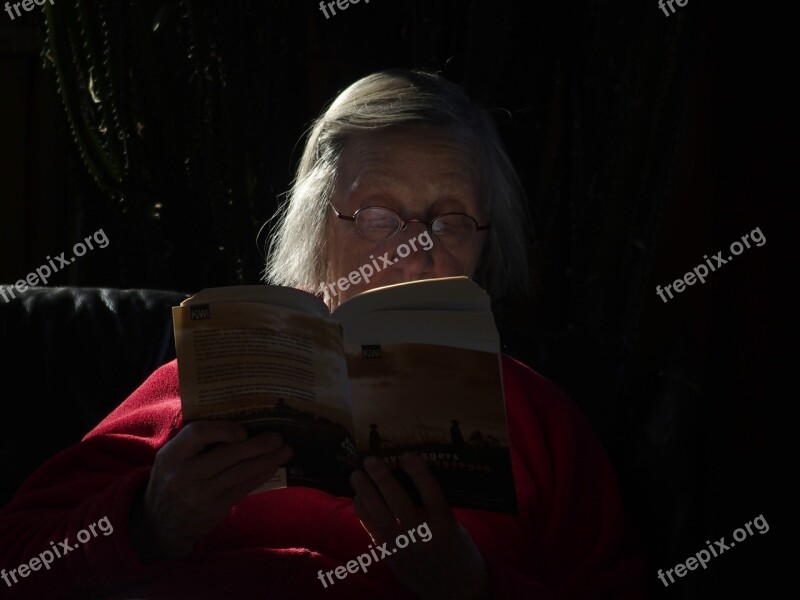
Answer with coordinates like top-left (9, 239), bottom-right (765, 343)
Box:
top-left (336, 127), bottom-right (480, 188)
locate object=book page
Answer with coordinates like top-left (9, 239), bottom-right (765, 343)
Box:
top-left (174, 301), bottom-right (350, 423)
top-left (332, 276), bottom-right (489, 324)
top-left (339, 309), bottom-right (499, 352)
top-left (180, 284), bottom-right (329, 319)
top-left (345, 342), bottom-right (515, 513)
top-left (334, 277), bottom-right (516, 512)
top-left (173, 300), bottom-right (360, 495)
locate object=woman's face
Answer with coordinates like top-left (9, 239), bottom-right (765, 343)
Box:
top-left (325, 125), bottom-right (488, 308)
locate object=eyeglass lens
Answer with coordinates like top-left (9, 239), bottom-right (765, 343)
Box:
top-left (354, 207), bottom-right (477, 242)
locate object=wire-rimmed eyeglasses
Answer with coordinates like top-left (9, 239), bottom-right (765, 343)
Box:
top-left (329, 203), bottom-right (491, 244)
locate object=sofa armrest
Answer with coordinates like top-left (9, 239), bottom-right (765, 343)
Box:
top-left (0, 286), bottom-right (190, 506)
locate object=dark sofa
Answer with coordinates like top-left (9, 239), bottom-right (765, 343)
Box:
top-left (0, 286), bottom-right (189, 507)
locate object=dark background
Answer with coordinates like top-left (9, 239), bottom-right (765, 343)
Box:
top-left (0, 0), bottom-right (787, 597)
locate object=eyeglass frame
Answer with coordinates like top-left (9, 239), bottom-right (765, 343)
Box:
top-left (328, 203), bottom-right (491, 242)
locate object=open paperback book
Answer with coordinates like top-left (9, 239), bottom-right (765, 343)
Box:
top-left (172, 276), bottom-right (517, 513)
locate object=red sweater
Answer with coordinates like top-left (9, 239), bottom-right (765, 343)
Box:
top-left (0, 356), bottom-right (648, 599)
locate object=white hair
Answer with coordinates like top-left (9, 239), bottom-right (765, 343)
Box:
top-left (264, 69), bottom-right (531, 301)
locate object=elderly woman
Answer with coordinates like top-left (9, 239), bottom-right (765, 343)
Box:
top-left (0, 70), bottom-right (647, 599)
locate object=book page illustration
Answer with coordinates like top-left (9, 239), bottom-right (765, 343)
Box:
top-left (346, 342), bottom-right (516, 513)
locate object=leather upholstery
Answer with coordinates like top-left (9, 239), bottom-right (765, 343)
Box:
top-left (0, 286), bottom-right (189, 506)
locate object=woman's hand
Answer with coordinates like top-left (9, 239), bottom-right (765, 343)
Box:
top-left (131, 421), bottom-right (292, 561)
top-left (350, 452), bottom-right (490, 599)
